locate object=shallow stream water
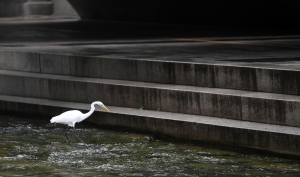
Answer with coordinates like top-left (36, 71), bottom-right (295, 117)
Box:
top-left (0, 115), bottom-right (300, 176)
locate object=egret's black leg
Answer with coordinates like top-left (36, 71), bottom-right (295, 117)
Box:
top-left (72, 127), bottom-right (83, 143)
top-left (64, 126), bottom-right (70, 142)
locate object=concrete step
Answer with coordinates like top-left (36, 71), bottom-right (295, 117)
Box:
top-left (1, 94), bottom-right (300, 156)
top-left (1, 69), bottom-right (300, 127)
top-left (1, 51), bottom-right (300, 95)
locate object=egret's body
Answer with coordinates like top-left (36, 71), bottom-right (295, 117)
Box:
top-left (50, 101), bottom-right (109, 142)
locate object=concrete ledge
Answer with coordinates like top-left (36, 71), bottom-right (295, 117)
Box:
top-left (0, 0), bottom-right (26, 17)
top-left (1, 69), bottom-right (300, 127)
top-left (1, 94), bottom-right (300, 156)
top-left (23, 1), bottom-right (53, 16)
top-left (0, 0), bottom-right (54, 17)
top-left (1, 51), bottom-right (300, 95)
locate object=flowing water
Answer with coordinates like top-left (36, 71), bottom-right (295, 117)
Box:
top-left (0, 115), bottom-right (300, 177)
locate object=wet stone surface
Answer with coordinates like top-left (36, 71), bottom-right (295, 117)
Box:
top-left (0, 115), bottom-right (300, 176)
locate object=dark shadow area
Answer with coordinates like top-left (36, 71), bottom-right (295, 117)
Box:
top-left (67, 0), bottom-right (300, 30)
top-left (0, 19), bottom-right (299, 45)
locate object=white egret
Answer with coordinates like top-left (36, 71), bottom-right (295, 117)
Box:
top-left (50, 101), bottom-right (110, 142)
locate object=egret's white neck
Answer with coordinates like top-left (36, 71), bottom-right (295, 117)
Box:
top-left (80, 102), bottom-right (97, 122)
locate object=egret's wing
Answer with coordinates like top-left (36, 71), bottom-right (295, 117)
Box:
top-left (50, 110), bottom-right (82, 124)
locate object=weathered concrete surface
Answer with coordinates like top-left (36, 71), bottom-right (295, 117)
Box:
top-left (2, 51), bottom-right (300, 95)
top-left (0, 0), bottom-right (26, 17)
top-left (23, 0), bottom-right (53, 16)
top-left (0, 0), bottom-right (78, 17)
top-left (1, 94), bottom-right (300, 156)
top-left (0, 0), bottom-right (54, 17)
top-left (2, 69), bottom-right (300, 127)
top-left (1, 19), bottom-right (300, 155)
top-left (0, 20), bottom-right (300, 91)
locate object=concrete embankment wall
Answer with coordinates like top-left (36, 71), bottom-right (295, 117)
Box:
top-left (2, 95), bottom-right (300, 156)
top-left (1, 50), bottom-right (300, 156)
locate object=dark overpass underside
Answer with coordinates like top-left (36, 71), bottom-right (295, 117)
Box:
top-left (68, 0), bottom-right (300, 30)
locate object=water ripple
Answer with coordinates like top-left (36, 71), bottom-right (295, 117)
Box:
top-left (1, 115), bottom-right (300, 176)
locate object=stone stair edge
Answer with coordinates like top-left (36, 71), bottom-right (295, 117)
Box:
top-left (1, 69), bottom-right (300, 128)
top-left (1, 94), bottom-right (300, 156)
top-left (1, 94), bottom-right (300, 135)
top-left (1, 69), bottom-right (300, 102)
top-left (2, 50), bottom-right (300, 97)
top-left (0, 49), bottom-right (299, 71)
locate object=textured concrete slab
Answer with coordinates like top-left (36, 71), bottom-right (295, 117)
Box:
top-left (1, 19), bottom-right (300, 156)
top-left (0, 20), bottom-right (300, 86)
top-left (1, 94), bottom-right (300, 156)
top-left (2, 69), bottom-right (300, 127)
top-left (2, 50), bottom-right (300, 95)
top-left (0, 19), bottom-right (299, 84)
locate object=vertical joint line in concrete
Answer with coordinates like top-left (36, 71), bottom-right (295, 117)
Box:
top-left (38, 53), bottom-right (41, 73)
top-left (211, 65), bottom-right (216, 88)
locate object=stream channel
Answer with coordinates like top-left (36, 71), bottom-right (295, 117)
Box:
top-left (0, 115), bottom-right (300, 176)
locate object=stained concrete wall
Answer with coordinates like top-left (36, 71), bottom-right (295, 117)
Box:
top-left (0, 0), bottom-right (78, 17)
top-left (1, 97), bottom-right (300, 156)
top-left (2, 51), bottom-right (300, 127)
top-left (0, 0), bottom-right (27, 17)
top-left (1, 51), bottom-right (300, 96)
top-left (2, 70), bottom-right (300, 127)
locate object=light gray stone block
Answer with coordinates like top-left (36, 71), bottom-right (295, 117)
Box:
top-left (194, 64), bottom-right (214, 87)
top-left (137, 60), bottom-right (175, 84)
top-left (102, 58), bottom-right (139, 81)
top-left (24, 77), bottom-right (40, 97)
top-left (23, 1), bottom-right (53, 16)
top-left (40, 54), bottom-right (70, 75)
top-left (70, 56), bottom-right (101, 77)
top-left (0, 51), bottom-right (40, 72)
top-left (12, 52), bottom-right (40, 72)
top-left (174, 63), bottom-right (195, 85)
top-left (0, 75), bottom-right (24, 96)
top-left (214, 65), bottom-right (237, 89)
top-left (0, 51), bottom-right (14, 70)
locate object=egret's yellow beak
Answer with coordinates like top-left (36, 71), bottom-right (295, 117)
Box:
top-left (103, 105), bottom-right (110, 112)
